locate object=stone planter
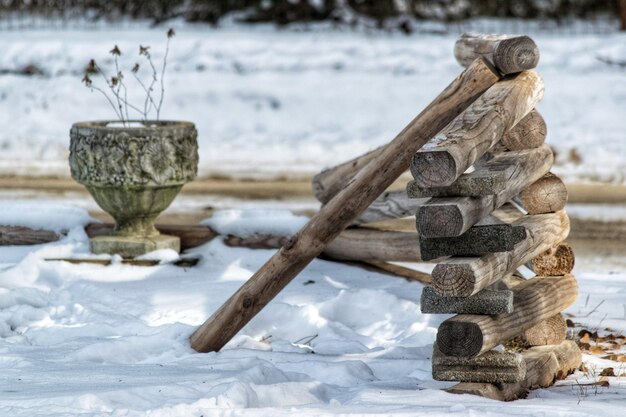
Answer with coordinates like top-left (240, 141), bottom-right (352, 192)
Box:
top-left (69, 121), bottom-right (198, 257)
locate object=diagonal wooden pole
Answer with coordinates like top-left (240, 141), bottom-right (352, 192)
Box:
top-left (190, 58), bottom-right (500, 352)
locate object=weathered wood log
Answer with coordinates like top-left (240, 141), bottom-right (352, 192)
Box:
top-left (528, 242), bottom-right (575, 276)
top-left (431, 210), bottom-right (569, 297)
top-left (421, 286), bottom-right (513, 315)
top-left (312, 148), bottom-right (381, 204)
top-left (436, 274), bottom-right (578, 358)
top-left (225, 228), bottom-right (424, 262)
top-left (0, 225), bottom-right (60, 245)
top-left (518, 172), bottom-right (568, 215)
top-left (189, 59), bottom-right (500, 353)
top-left (44, 257), bottom-right (201, 268)
top-left (419, 224), bottom-right (526, 261)
top-left (448, 340), bottom-right (581, 401)
top-left (360, 261), bottom-right (431, 284)
top-left (523, 314), bottom-right (567, 346)
top-left (501, 110), bottom-right (547, 151)
top-left (410, 70), bottom-right (543, 188)
top-left (85, 223), bottom-right (217, 251)
top-left (354, 191), bottom-right (428, 224)
top-left (416, 145), bottom-right (553, 238)
top-left (454, 33), bottom-right (540, 75)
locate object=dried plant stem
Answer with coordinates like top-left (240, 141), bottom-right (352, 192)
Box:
top-left (157, 36), bottom-right (171, 119)
top-left (90, 85), bottom-right (122, 120)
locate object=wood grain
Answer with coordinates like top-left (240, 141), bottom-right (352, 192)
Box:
top-left (431, 210), bottom-right (570, 297)
top-left (501, 109), bottom-right (547, 150)
top-left (416, 145), bottom-right (553, 238)
top-left (523, 314), bottom-right (567, 346)
top-left (454, 33), bottom-right (540, 75)
top-left (410, 70), bottom-right (543, 188)
top-left (529, 242), bottom-right (575, 276)
top-left (436, 274), bottom-right (578, 358)
top-left (189, 59), bottom-right (500, 353)
top-left (448, 340), bottom-right (581, 401)
top-left (518, 172), bottom-right (568, 215)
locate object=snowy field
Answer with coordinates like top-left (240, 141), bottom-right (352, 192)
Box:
top-left (0, 204), bottom-right (625, 416)
top-left (0, 25), bottom-right (625, 183)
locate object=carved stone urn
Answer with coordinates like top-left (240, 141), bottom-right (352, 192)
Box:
top-left (69, 121), bottom-right (198, 257)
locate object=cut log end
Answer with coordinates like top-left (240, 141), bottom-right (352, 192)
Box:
top-left (410, 150), bottom-right (458, 188)
top-left (437, 320), bottom-right (483, 358)
top-left (523, 314), bottom-right (567, 346)
top-left (431, 263), bottom-right (476, 297)
top-left (416, 204), bottom-right (464, 238)
top-left (531, 243), bottom-right (575, 276)
top-left (519, 173), bottom-right (568, 215)
top-left (494, 36), bottom-right (540, 74)
top-left (501, 110), bottom-right (547, 151)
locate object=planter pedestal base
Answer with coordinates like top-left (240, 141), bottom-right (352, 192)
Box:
top-left (91, 234), bottom-right (181, 258)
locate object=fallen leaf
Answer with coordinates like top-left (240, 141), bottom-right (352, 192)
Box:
top-left (580, 333), bottom-right (590, 344)
top-left (600, 368), bottom-right (615, 376)
top-left (603, 354), bottom-right (626, 362)
top-left (590, 346), bottom-right (605, 355)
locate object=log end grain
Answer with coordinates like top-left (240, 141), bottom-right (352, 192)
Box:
top-left (416, 203), bottom-right (465, 238)
top-left (519, 173), bottom-right (568, 215)
top-left (523, 314), bottom-right (567, 346)
top-left (410, 149), bottom-right (458, 188)
top-left (436, 319), bottom-right (484, 358)
top-left (501, 109), bottom-right (547, 151)
top-left (531, 242), bottom-right (575, 276)
top-left (494, 36), bottom-right (540, 74)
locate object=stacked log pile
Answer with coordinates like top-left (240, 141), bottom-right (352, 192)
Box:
top-left (414, 33), bottom-right (581, 401)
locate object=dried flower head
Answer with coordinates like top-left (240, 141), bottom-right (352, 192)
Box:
top-left (167, 28), bottom-right (176, 38)
top-left (111, 76), bottom-right (119, 86)
top-left (110, 45), bottom-right (122, 56)
top-left (139, 45), bottom-right (150, 56)
top-left (85, 59), bottom-right (98, 75)
top-left (82, 74), bottom-right (92, 87)
top-left (132, 63), bottom-right (140, 73)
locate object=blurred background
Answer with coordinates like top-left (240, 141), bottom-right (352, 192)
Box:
top-left (0, 0), bottom-right (624, 243)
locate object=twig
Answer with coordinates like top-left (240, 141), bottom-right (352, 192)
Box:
top-left (157, 35), bottom-right (171, 120)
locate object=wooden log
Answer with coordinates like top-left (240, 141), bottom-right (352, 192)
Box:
top-left (448, 340), bottom-right (581, 401)
top-left (410, 70), bottom-right (543, 188)
top-left (225, 228), bottom-right (424, 262)
top-left (421, 286), bottom-right (513, 315)
top-left (436, 274), bottom-right (578, 358)
top-left (312, 148), bottom-right (381, 204)
top-left (0, 225), bottom-right (60, 246)
top-left (354, 191), bottom-right (428, 225)
top-left (528, 242), bottom-right (575, 276)
top-left (501, 110), bottom-right (547, 151)
top-left (419, 224), bottom-right (526, 261)
top-left (454, 33), bottom-right (540, 75)
top-left (85, 223), bottom-right (217, 251)
top-left (522, 314), bottom-right (567, 346)
top-left (431, 210), bottom-right (570, 297)
top-left (416, 145), bottom-right (553, 238)
top-left (518, 173), bottom-right (568, 215)
top-left (189, 59), bottom-right (500, 353)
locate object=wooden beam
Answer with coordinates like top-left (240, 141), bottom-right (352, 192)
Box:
top-left (354, 191), bottom-right (428, 225)
top-left (0, 225), bottom-right (60, 246)
top-left (454, 33), bottom-right (540, 75)
top-left (431, 210), bottom-right (569, 297)
top-left (523, 314), bottom-right (567, 346)
top-left (189, 59), bottom-right (500, 353)
top-left (225, 228), bottom-right (425, 262)
top-left (410, 70), bottom-right (543, 188)
top-left (416, 145), bottom-right (553, 238)
top-left (436, 274), bottom-right (578, 358)
top-left (501, 110), bottom-right (547, 151)
top-left (448, 340), bottom-right (581, 401)
top-left (312, 147), bottom-right (381, 204)
top-left (518, 172), bottom-right (568, 215)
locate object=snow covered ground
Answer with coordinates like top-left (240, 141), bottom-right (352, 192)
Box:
top-left (0, 25), bottom-right (625, 183)
top-left (0, 204), bottom-right (625, 416)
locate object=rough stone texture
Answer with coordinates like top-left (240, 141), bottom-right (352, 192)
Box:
top-left (419, 224), bottom-right (526, 261)
top-left (69, 121), bottom-right (198, 256)
top-left (432, 345), bottom-right (525, 383)
top-left (91, 234), bottom-right (181, 258)
top-left (406, 169), bottom-right (506, 198)
top-left (421, 286), bottom-right (513, 315)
